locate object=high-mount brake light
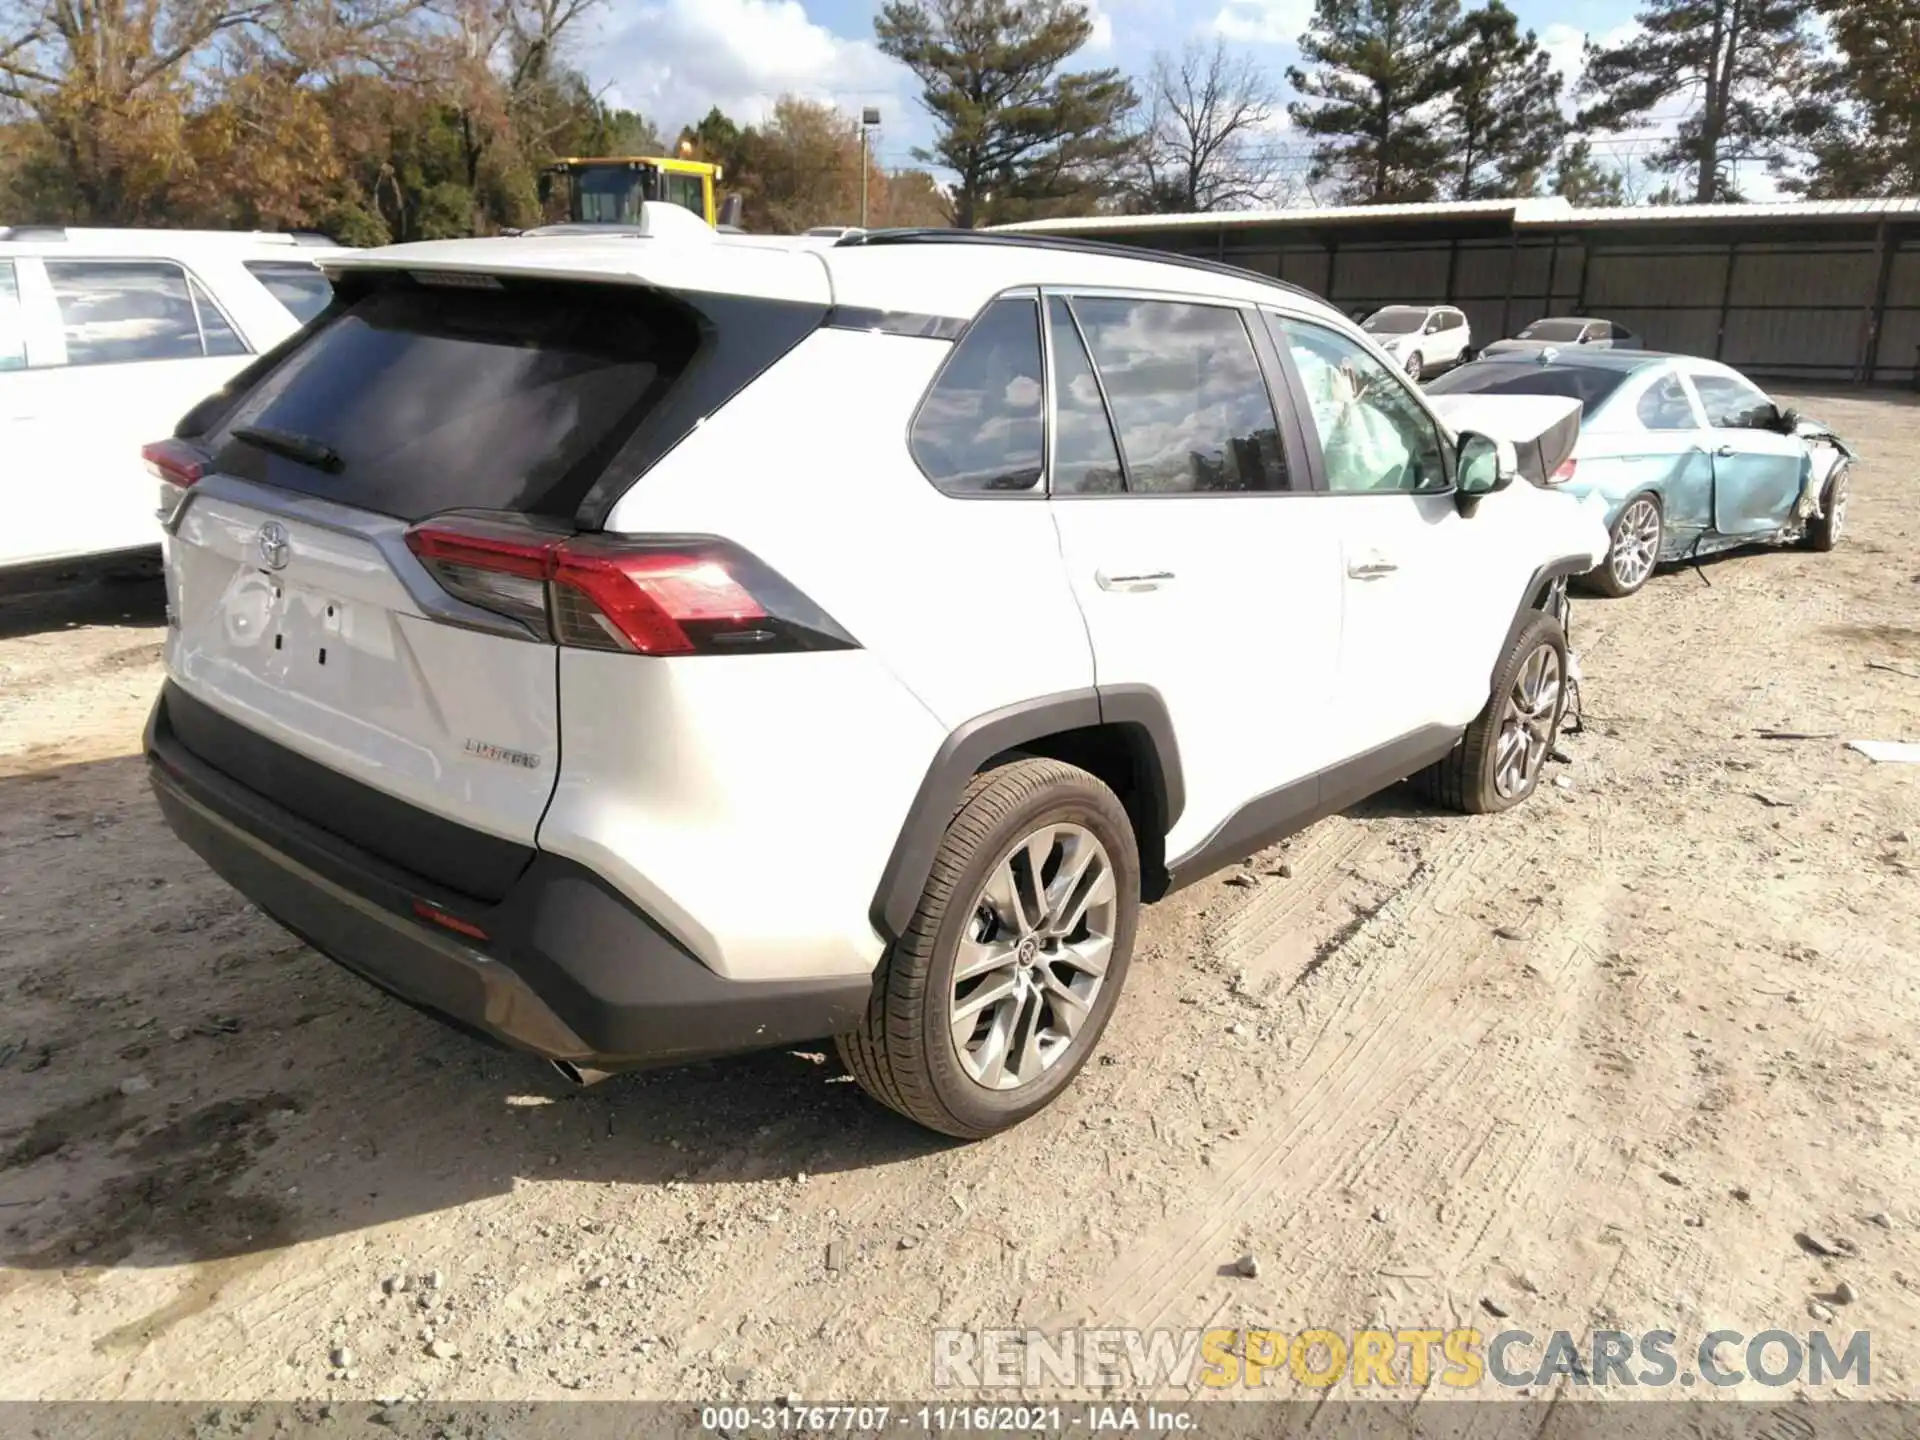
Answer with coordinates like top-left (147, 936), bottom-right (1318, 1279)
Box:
top-left (144, 438), bottom-right (213, 524)
top-left (403, 520), bottom-right (857, 657)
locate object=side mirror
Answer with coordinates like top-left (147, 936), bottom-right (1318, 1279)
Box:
top-left (1455, 431), bottom-right (1513, 508)
top-left (1775, 405), bottom-right (1801, 433)
top-left (717, 194), bottom-right (745, 229)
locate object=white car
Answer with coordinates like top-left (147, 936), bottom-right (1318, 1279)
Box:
top-left (143, 218), bottom-right (1607, 1138)
top-left (1361, 304), bottom-right (1473, 380)
top-left (0, 227), bottom-right (340, 578)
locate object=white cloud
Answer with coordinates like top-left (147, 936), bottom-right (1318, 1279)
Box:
top-left (586, 0), bottom-right (911, 131)
top-left (1211, 0), bottom-right (1314, 46)
top-left (1541, 22), bottom-right (1589, 91)
top-left (1081, 0), bottom-right (1116, 51)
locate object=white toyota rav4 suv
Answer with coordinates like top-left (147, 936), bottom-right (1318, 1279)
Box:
top-left (144, 214), bottom-right (1607, 1137)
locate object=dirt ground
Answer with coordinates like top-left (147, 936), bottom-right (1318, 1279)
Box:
top-left (1, 389), bottom-right (1916, 1409)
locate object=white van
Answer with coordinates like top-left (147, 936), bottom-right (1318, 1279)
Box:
top-left (0, 227), bottom-right (341, 578)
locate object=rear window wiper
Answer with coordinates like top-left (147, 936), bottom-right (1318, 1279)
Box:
top-left (232, 424), bottom-right (343, 473)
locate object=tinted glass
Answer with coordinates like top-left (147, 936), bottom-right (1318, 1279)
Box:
top-left (246, 260), bottom-right (334, 324)
top-left (910, 297), bottom-right (1044, 494)
top-left (1046, 297), bottom-right (1123, 495)
top-left (1517, 319), bottom-right (1587, 342)
top-left (207, 275), bottom-right (701, 520)
top-left (1072, 297), bottom-right (1288, 493)
top-left (1272, 316), bottom-right (1448, 494)
top-left (46, 261), bottom-right (206, 366)
top-left (1425, 360), bottom-right (1631, 419)
top-left (1636, 373), bottom-right (1697, 431)
top-left (667, 172), bottom-right (706, 216)
top-left (0, 262), bottom-right (23, 371)
top-left (1364, 307), bottom-right (1426, 334)
top-left (1690, 372), bottom-right (1773, 428)
top-left (190, 276), bottom-right (248, 357)
top-left (576, 168), bottom-right (643, 224)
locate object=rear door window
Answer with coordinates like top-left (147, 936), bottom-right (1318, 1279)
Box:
top-left (245, 260), bottom-right (334, 325)
top-left (909, 297), bottom-right (1044, 495)
top-left (0, 262), bottom-right (23, 371)
top-left (1070, 296), bottom-right (1290, 493)
top-left (189, 276), bottom-right (247, 356)
top-left (45, 260), bottom-right (239, 366)
top-left (1045, 297), bottom-right (1124, 496)
top-left (1636, 373), bottom-right (1698, 431)
top-left (206, 274), bottom-right (702, 520)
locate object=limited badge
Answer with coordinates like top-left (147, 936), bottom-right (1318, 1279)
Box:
top-left (463, 739), bottom-right (541, 769)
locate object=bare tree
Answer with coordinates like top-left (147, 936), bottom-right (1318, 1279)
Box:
top-left (1129, 38), bottom-right (1280, 213)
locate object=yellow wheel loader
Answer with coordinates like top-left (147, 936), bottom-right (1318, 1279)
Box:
top-left (538, 156), bottom-right (745, 230)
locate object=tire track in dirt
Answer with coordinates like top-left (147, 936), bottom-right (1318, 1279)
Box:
top-left (672, 819), bottom-right (1386, 1372)
top-left (1035, 824), bottom-right (1572, 1340)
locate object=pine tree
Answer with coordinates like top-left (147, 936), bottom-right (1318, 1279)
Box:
top-left (1550, 136), bottom-right (1627, 206)
top-left (875, 0), bottom-right (1136, 228)
top-left (1287, 0), bottom-right (1461, 203)
top-left (1576, 0), bottom-right (1821, 203)
top-left (1441, 2), bottom-right (1564, 199)
top-left (1786, 0), bottom-right (1920, 197)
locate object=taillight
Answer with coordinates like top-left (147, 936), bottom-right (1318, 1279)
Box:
top-left (144, 438), bottom-right (212, 523)
top-left (403, 518), bottom-right (857, 656)
top-left (1548, 458), bottom-right (1578, 485)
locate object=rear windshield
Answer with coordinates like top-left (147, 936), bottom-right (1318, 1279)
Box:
top-left (205, 275), bottom-right (700, 520)
top-left (1425, 360), bottom-right (1630, 418)
top-left (1517, 319), bottom-right (1588, 341)
top-left (245, 260), bottom-right (334, 324)
top-left (1364, 307), bottom-right (1426, 334)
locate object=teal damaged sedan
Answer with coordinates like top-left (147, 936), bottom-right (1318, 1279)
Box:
top-left (1425, 349), bottom-right (1855, 597)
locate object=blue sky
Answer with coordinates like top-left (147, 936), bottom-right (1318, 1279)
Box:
top-left (576, 0), bottom-right (1723, 199)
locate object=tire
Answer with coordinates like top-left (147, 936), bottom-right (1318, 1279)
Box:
top-left (837, 758), bottom-right (1139, 1139)
top-left (1413, 610), bottom-right (1569, 815)
top-left (1804, 464), bottom-right (1848, 552)
top-left (1404, 350), bottom-right (1424, 380)
top-left (1586, 492), bottom-right (1663, 597)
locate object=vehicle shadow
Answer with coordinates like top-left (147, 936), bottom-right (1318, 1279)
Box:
top-left (1342, 782), bottom-right (1456, 821)
top-left (0, 751), bottom-right (953, 1273)
top-left (0, 570), bottom-right (166, 642)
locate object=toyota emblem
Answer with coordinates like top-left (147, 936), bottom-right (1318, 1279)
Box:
top-left (257, 521), bottom-right (291, 571)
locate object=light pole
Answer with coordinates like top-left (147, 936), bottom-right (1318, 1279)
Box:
top-left (860, 107), bottom-right (881, 228)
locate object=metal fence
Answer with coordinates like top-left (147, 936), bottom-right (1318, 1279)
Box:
top-left (1078, 212), bottom-right (1920, 387)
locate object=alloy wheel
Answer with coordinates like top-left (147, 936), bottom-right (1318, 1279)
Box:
top-left (1404, 351), bottom-right (1422, 379)
top-left (1493, 644), bottom-right (1563, 800)
top-left (1610, 497), bottom-right (1661, 590)
top-left (949, 823), bottom-right (1117, 1091)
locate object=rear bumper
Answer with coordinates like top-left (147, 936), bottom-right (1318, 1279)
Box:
top-left (146, 685), bottom-right (872, 1068)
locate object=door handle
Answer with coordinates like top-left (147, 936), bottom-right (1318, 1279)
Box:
top-left (1346, 554), bottom-right (1399, 579)
top-left (1095, 569), bottom-right (1174, 592)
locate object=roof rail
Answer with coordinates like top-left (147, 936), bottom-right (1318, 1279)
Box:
top-left (835, 227), bottom-right (1323, 305)
top-left (0, 225), bottom-right (68, 242)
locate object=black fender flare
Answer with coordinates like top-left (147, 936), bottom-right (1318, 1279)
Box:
top-left (869, 685), bottom-right (1184, 941)
top-left (1491, 556), bottom-right (1591, 692)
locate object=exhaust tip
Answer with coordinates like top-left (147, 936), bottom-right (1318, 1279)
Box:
top-left (551, 1059), bottom-right (614, 1087)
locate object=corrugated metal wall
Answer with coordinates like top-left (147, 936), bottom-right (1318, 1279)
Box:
top-left (1167, 220), bottom-right (1920, 385)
